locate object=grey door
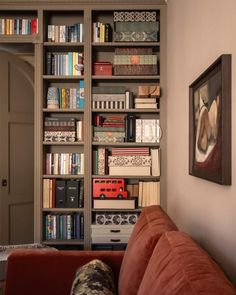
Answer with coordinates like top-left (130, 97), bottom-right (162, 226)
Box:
top-left (0, 51), bottom-right (34, 245)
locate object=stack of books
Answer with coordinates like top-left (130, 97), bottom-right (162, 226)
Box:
top-left (47, 23), bottom-right (83, 42)
top-left (135, 85), bottom-right (160, 109)
top-left (108, 147), bottom-right (151, 176)
top-left (113, 47), bottom-right (158, 76)
top-left (44, 117), bottom-right (83, 142)
top-left (93, 114), bottom-right (126, 143)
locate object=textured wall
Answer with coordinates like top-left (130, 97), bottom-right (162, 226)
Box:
top-left (167, 0), bottom-right (236, 283)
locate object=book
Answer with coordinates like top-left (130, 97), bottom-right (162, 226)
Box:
top-left (151, 148), bottom-right (160, 176)
top-left (66, 180), bottom-right (79, 208)
top-left (93, 199), bottom-right (136, 209)
top-left (56, 180), bottom-right (66, 208)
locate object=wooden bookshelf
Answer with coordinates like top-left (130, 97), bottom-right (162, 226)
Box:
top-left (0, 1), bottom-right (166, 250)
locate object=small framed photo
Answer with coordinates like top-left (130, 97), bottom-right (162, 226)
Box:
top-left (189, 54), bottom-right (231, 185)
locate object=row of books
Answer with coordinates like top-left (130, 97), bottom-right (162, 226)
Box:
top-left (46, 82), bottom-right (84, 110)
top-left (45, 153), bottom-right (84, 175)
top-left (46, 52), bottom-right (84, 76)
top-left (47, 23), bottom-right (83, 43)
top-left (93, 147), bottom-right (160, 176)
top-left (43, 179), bottom-right (84, 209)
top-left (44, 213), bottom-right (84, 240)
top-left (44, 117), bottom-right (83, 142)
top-left (92, 22), bottom-right (112, 42)
top-left (0, 18), bottom-right (38, 35)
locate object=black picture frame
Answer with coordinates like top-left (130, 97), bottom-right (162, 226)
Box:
top-left (189, 54), bottom-right (231, 185)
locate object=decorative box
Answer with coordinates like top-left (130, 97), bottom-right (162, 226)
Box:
top-left (114, 64), bottom-right (158, 76)
top-left (114, 31), bottom-right (158, 42)
top-left (93, 62), bottom-right (112, 76)
top-left (113, 11), bottom-right (157, 22)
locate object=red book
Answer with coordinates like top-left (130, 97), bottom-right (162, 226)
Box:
top-left (31, 19), bottom-right (38, 34)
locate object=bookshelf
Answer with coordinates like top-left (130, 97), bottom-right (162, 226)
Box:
top-left (0, 1), bottom-right (166, 250)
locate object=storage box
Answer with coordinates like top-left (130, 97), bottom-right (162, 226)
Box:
top-left (93, 62), bottom-right (112, 76)
top-left (114, 31), bottom-right (158, 42)
top-left (114, 64), bottom-right (158, 76)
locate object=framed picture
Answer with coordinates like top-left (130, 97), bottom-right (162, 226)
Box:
top-left (189, 54), bottom-right (231, 185)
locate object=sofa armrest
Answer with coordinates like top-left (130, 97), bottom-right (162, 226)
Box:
top-left (5, 249), bottom-right (124, 295)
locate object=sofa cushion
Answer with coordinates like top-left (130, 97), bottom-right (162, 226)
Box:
top-left (118, 205), bottom-right (178, 295)
top-left (70, 259), bottom-right (116, 295)
top-left (137, 231), bottom-right (236, 295)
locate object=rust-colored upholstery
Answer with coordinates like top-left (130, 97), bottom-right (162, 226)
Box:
top-left (137, 231), bottom-right (236, 295)
top-left (4, 206), bottom-right (236, 295)
top-left (118, 205), bottom-right (178, 295)
top-left (4, 250), bottom-right (124, 295)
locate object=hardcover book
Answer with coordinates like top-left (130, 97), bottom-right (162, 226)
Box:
top-left (66, 180), bottom-right (79, 208)
top-left (56, 180), bottom-right (66, 208)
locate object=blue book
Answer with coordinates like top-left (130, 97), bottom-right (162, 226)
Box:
top-left (76, 213), bottom-right (81, 239)
top-left (79, 80), bottom-right (84, 109)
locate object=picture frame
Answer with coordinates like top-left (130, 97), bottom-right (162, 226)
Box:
top-left (189, 54), bottom-right (231, 185)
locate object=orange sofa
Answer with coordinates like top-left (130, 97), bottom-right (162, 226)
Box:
top-left (4, 206), bottom-right (236, 295)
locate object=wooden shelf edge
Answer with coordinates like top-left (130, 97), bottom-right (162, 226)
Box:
top-left (44, 42), bottom-right (84, 46)
top-left (43, 75), bottom-right (84, 80)
top-left (92, 175), bottom-right (160, 180)
top-left (43, 108), bottom-right (84, 113)
top-left (92, 42), bottom-right (160, 47)
top-left (42, 208), bottom-right (84, 212)
top-left (92, 142), bottom-right (160, 146)
top-left (91, 108), bottom-right (159, 113)
top-left (42, 175), bottom-right (84, 179)
top-left (92, 75), bottom-right (160, 80)
top-left (43, 141), bottom-right (84, 145)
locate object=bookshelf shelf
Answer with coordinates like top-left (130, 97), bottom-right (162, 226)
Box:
top-left (43, 175), bottom-right (84, 179)
top-left (43, 208), bottom-right (84, 212)
top-left (43, 75), bottom-right (84, 80)
top-left (43, 240), bottom-right (84, 245)
top-left (44, 42), bottom-right (84, 47)
top-left (92, 75), bottom-right (160, 80)
top-left (92, 208), bottom-right (142, 213)
top-left (0, 35), bottom-right (37, 43)
top-left (92, 42), bottom-right (160, 47)
top-left (91, 109), bottom-right (159, 113)
top-left (92, 142), bottom-right (160, 147)
top-left (43, 141), bottom-right (84, 146)
top-left (92, 175), bottom-right (160, 180)
top-left (42, 108), bottom-right (84, 113)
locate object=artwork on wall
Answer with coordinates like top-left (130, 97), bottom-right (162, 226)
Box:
top-left (189, 54), bottom-right (231, 185)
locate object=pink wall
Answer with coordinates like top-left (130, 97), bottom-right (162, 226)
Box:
top-left (167, 0), bottom-right (236, 283)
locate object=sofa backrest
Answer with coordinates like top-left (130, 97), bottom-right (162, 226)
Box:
top-left (137, 231), bottom-right (236, 295)
top-left (118, 205), bottom-right (178, 295)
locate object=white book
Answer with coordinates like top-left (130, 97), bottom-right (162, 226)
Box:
top-left (142, 119), bottom-right (157, 143)
top-left (135, 119), bottom-right (142, 142)
top-left (151, 148), bottom-right (160, 176)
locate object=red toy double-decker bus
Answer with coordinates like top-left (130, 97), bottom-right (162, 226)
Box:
top-left (93, 178), bottom-right (128, 199)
